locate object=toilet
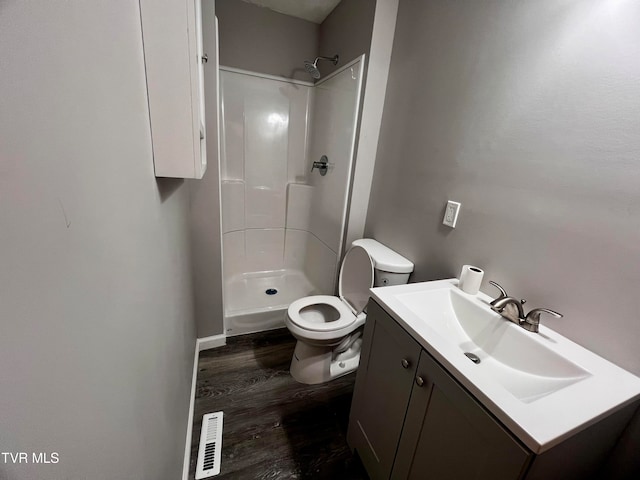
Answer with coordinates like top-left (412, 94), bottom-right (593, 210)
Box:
top-left (285, 238), bottom-right (414, 384)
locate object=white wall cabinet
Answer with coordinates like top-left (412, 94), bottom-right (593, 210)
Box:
top-left (140, 0), bottom-right (212, 179)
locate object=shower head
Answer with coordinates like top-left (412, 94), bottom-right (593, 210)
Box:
top-left (303, 55), bottom-right (339, 80)
top-left (304, 60), bottom-right (322, 79)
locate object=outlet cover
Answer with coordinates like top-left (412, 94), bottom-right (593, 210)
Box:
top-left (443, 201), bottom-right (461, 228)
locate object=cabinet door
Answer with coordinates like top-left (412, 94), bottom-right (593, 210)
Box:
top-left (140, 0), bottom-right (208, 179)
top-left (348, 300), bottom-right (422, 480)
top-left (187, 0), bottom-right (207, 177)
top-left (392, 351), bottom-right (531, 480)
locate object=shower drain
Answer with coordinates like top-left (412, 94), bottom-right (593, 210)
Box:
top-left (265, 288), bottom-right (278, 295)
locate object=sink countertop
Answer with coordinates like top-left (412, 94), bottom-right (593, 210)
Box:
top-left (370, 279), bottom-right (640, 454)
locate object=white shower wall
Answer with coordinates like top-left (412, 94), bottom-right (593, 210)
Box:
top-left (220, 60), bottom-right (364, 335)
top-left (308, 61), bottom-right (363, 254)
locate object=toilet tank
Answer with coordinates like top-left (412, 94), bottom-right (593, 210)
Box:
top-left (351, 239), bottom-right (414, 287)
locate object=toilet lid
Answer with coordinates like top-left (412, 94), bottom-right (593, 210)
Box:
top-left (339, 245), bottom-right (374, 315)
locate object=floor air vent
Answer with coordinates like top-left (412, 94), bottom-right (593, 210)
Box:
top-left (195, 411), bottom-right (224, 479)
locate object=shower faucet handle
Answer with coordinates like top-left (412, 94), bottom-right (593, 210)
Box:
top-left (311, 155), bottom-right (332, 176)
top-left (310, 161), bottom-right (325, 171)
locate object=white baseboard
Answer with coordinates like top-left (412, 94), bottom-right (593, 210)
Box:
top-left (182, 334), bottom-right (226, 480)
top-left (197, 334), bottom-right (227, 351)
top-left (182, 340), bottom-right (199, 480)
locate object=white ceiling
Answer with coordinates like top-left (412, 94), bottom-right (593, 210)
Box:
top-left (239, 0), bottom-right (342, 24)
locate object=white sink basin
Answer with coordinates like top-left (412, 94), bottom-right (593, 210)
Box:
top-left (396, 287), bottom-right (590, 403)
top-left (370, 279), bottom-right (640, 453)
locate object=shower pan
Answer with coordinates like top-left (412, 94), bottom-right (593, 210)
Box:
top-left (219, 57), bottom-right (365, 336)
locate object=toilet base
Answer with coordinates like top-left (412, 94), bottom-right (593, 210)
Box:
top-left (290, 338), bottom-right (362, 385)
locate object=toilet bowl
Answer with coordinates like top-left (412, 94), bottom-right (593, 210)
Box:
top-left (285, 238), bottom-right (413, 384)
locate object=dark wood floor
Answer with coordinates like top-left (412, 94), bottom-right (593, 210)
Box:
top-left (188, 328), bottom-right (368, 479)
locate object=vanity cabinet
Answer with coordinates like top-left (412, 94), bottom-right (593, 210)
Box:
top-left (349, 299), bottom-right (638, 480)
top-left (347, 299), bottom-right (422, 480)
top-left (348, 299), bottom-right (530, 480)
top-left (391, 349), bottom-right (530, 480)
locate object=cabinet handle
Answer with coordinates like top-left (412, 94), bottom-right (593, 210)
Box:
top-left (401, 359), bottom-right (410, 369)
top-left (415, 376), bottom-right (425, 387)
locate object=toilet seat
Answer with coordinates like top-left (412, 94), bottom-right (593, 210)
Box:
top-left (287, 295), bottom-right (355, 332)
top-left (286, 245), bottom-right (374, 340)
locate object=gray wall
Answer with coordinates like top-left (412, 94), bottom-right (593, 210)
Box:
top-left (367, 0), bottom-right (640, 377)
top-left (0, 1), bottom-right (196, 479)
top-left (191, 0), bottom-right (225, 338)
top-left (216, 0), bottom-right (319, 80)
top-left (367, 2), bottom-right (640, 473)
top-left (319, 0), bottom-right (376, 77)
top-left (215, 0), bottom-right (376, 80)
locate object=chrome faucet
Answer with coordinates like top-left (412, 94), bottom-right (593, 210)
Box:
top-left (311, 155), bottom-right (331, 176)
top-left (488, 281), bottom-right (563, 333)
top-left (491, 295), bottom-right (526, 325)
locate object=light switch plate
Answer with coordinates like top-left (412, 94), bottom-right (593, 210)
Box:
top-left (443, 201), bottom-right (461, 228)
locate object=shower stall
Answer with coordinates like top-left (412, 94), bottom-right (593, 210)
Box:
top-left (219, 56), bottom-right (365, 336)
